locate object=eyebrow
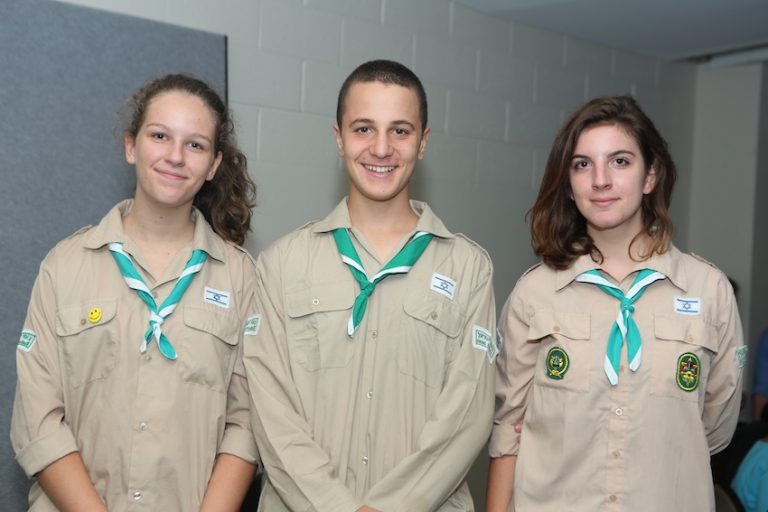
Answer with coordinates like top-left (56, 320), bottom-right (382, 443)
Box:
top-left (571, 149), bottom-right (636, 159)
top-left (349, 118), bottom-right (417, 130)
top-left (144, 122), bottom-right (213, 144)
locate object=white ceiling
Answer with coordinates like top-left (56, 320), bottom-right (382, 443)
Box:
top-left (455, 0), bottom-right (768, 61)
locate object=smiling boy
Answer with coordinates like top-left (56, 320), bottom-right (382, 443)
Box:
top-left (244, 60), bottom-right (495, 511)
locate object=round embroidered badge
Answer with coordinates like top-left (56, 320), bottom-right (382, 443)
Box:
top-left (676, 352), bottom-right (700, 392)
top-left (546, 347), bottom-right (569, 380)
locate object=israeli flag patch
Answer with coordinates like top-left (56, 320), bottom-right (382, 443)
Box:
top-left (674, 296), bottom-right (700, 315)
top-left (431, 273), bottom-right (456, 300)
top-left (204, 287), bottom-right (231, 309)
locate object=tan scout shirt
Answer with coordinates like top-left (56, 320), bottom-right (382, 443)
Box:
top-left (490, 246), bottom-right (744, 512)
top-left (245, 199), bottom-right (496, 512)
top-left (11, 200), bottom-right (258, 511)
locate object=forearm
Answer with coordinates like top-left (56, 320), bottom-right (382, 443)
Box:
top-left (37, 452), bottom-right (106, 512)
top-left (200, 454), bottom-right (257, 512)
top-left (486, 455), bottom-right (517, 512)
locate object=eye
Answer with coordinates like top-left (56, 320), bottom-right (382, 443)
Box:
top-left (355, 126), bottom-right (372, 134)
top-left (150, 132), bottom-right (167, 141)
top-left (393, 127), bottom-right (410, 136)
top-left (188, 141), bottom-right (206, 151)
top-left (613, 157), bottom-right (630, 167)
top-left (572, 159), bottom-right (590, 170)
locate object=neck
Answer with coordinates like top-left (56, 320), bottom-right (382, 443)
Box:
top-left (123, 196), bottom-right (195, 248)
top-left (346, 191), bottom-right (418, 261)
top-left (590, 227), bottom-right (651, 283)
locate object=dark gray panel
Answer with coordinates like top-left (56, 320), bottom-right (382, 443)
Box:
top-left (0, 0), bottom-right (226, 507)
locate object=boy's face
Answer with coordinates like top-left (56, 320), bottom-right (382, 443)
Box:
top-left (333, 81), bottom-right (429, 206)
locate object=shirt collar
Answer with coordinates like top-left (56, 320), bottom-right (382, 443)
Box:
top-left (555, 245), bottom-right (687, 292)
top-left (311, 197), bottom-right (454, 239)
top-left (82, 199), bottom-right (228, 263)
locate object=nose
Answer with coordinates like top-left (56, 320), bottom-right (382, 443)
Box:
top-left (166, 141), bottom-right (185, 166)
top-left (592, 161), bottom-right (611, 190)
top-left (370, 132), bottom-right (393, 159)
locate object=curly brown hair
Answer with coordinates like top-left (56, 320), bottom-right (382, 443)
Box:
top-left (530, 95), bottom-right (676, 270)
top-left (123, 74), bottom-right (256, 245)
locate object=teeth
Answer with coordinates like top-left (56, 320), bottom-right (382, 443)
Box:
top-left (364, 164), bottom-right (395, 173)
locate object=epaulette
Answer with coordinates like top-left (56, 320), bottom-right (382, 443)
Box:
top-left (520, 261), bottom-right (543, 278)
top-left (689, 252), bottom-right (718, 269)
top-left (63, 225), bottom-right (93, 240)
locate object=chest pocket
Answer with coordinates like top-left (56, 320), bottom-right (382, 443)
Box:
top-left (650, 313), bottom-right (717, 402)
top-left (528, 309), bottom-right (591, 393)
top-left (178, 306), bottom-right (240, 393)
top-left (56, 299), bottom-right (118, 388)
top-left (285, 282), bottom-right (355, 371)
top-left (400, 291), bottom-right (464, 388)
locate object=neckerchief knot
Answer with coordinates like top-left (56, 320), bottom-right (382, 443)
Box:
top-left (575, 268), bottom-right (666, 385)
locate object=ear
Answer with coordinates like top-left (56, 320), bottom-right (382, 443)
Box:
top-left (206, 150), bottom-right (223, 181)
top-left (643, 165), bottom-right (657, 194)
top-left (332, 123), bottom-right (344, 157)
top-left (417, 127), bottom-right (431, 160)
top-left (124, 134), bottom-right (136, 164)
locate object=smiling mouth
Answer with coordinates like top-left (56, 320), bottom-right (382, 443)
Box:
top-left (363, 164), bottom-right (396, 174)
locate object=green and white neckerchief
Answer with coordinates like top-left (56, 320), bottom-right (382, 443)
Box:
top-left (108, 242), bottom-right (207, 360)
top-left (332, 228), bottom-right (433, 336)
top-left (575, 268), bottom-right (666, 385)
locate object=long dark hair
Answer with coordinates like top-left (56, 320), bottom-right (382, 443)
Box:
top-left (529, 95), bottom-right (676, 270)
top-left (123, 74), bottom-right (256, 245)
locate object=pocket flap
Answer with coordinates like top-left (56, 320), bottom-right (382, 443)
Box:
top-left (56, 299), bottom-right (118, 336)
top-left (183, 306), bottom-right (240, 346)
top-left (286, 282), bottom-right (355, 318)
top-left (403, 292), bottom-right (464, 338)
top-left (528, 309), bottom-right (590, 341)
top-left (653, 314), bottom-right (718, 353)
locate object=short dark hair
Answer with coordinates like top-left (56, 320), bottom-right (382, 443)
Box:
top-left (336, 59), bottom-right (428, 131)
top-left (529, 95), bottom-right (677, 270)
top-left (122, 74), bottom-right (256, 245)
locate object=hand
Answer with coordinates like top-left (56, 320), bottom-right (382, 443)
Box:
top-left (357, 507), bottom-right (381, 512)
top-left (515, 421), bottom-right (523, 434)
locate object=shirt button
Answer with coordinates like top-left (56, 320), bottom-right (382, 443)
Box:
top-left (615, 408), bottom-right (623, 416)
top-left (144, 354), bottom-right (152, 362)
top-left (371, 330), bottom-right (378, 338)
top-left (686, 335), bottom-right (693, 342)
top-left (312, 298), bottom-right (320, 306)
top-left (366, 391), bottom-right (373, 399)
top-left (133, 491), bottom-right (142, 501)
top-left (608, 494), bottom-right (617, 503)
top-left (612, 450), bottom-right (621, 458)
top-left (139, 422), bottom-right (148, 431)
top-left (362, 456), bottom-right (369, 465)
top-left (430, 312), bottom-right (438, 320)
top-left (80, 318), bottom-right (86, 326)
top-left (152, 291), bottom-right (158, 298)
top-left (553, 325), bottom-right (561, 332)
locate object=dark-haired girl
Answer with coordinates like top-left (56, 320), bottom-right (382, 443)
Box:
top-left (487, 96), bottom-right (744, 511)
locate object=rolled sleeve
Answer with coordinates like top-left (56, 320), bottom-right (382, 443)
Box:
top-left (489, 287), bottom-right (537, 458)
top-left (11, 260), bottom-right (78, 477)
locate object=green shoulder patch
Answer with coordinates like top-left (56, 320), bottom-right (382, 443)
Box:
top-left (546, 346), bottom-right (569, 380)
top-left (18, 329), bottom-right (37, 352)
top-left (676, 352), bottom-right (701, 392)
top-left (244, 315), bottom-right (261, 336)
top-left (735, 346), bottom-right (748, 368)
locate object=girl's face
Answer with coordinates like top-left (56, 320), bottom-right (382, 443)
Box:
top-left (569, 123), bottom-right (656, 238)
top-left (124, 90), bottom-right (222, 211)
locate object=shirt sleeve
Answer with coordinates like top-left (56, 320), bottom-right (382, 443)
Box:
top-left (11, 258), bottom-right (79, 477)
top-left (218, 266), bottom-right (260, 464)
top-left (702, 273), bottom-right (744, 455)
top-left (363, 250), bottom-right (496, 511)
top-left (753, 330), bottom-right (768, 396)
top-left (488, 281), bottom-right (538, 458)
top-left (243, 248), bottom-right (363, 512)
